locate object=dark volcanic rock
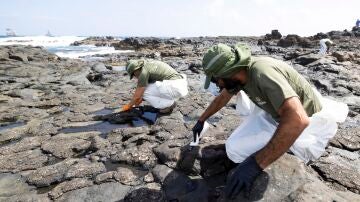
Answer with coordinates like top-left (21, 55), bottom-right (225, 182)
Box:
top-left (264, 29), bottom-right (282, 40)
top-left (0, 149), bottom-right (48, 172)
top-left (330, 127), bottom-right (360, 151)
top-left (311, 147), bottom-right (360, 194)
top-left (56, 182), bottom-right (131, 202)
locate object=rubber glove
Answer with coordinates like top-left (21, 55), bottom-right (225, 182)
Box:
top-left (225, 155), bottom-right (262, 199)
top-left (192, 120), bottom-right (204, 142)
top-left (121, 104), bottom-right (133, 112)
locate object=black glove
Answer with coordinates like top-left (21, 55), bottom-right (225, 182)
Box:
top-left (192, 120), bottom-right (204, 142)
top-left (225, 155), bottom-right (263, 199)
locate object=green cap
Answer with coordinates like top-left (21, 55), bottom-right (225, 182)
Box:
top-left (202, 43), bottom-right (252, 89)
top-left (126, 60), bottom-right (143, 79)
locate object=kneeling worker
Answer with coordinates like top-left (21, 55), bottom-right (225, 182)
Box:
top-left (193, 43), bottom-right (348, 199)
top-left (122, 59), bottom-right (188, 113)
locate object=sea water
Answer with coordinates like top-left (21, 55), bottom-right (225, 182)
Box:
top-left (0, 35), bottom-right (132, 59)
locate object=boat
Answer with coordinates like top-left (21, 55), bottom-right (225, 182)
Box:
top-left (45, 30), bottom-right (54, 37)
top-left (5, 28), bottom-right (16, 37)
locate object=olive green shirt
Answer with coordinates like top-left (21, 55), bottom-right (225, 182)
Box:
top-left (229, 57), bottom-right (322, 121)
top-left (137, 60), bottom-right (183, 87)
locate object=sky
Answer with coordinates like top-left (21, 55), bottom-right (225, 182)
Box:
top-left (0, 0), bottom-right (359, 37)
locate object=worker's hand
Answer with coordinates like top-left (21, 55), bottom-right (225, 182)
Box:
top-left (121, 104), bottom-right (133, 112)
top-left (192, 120), bottom-right (204, 142)
top-left (225, 155), bottom-right (262, 199)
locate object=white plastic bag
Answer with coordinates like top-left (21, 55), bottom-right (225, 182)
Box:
top-left (235, 90), bottom-right (255, 116)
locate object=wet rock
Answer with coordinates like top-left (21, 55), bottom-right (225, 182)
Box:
top-left (26, 159), bottom-right (80, 187)
top-left (144, 172), bottom-right (154, 183)
top-left (0, 193), bottom-right (50, 202)
top-left (124, 183), bottom-right (165, 202)
top-left (107, 126), bottom-right (150, 144)
top-left (330, 127), bottom-right (360, 151)
top-left (26, 159), bottom-right (104, 187)
top-left (311, 147), bottom-right (360, 193)
top-left (0, 149), bottom-right (48, 172)
top-left (295, 53), bottom-right (323, 66)
top-left (64, 160), bottom-right (106, 179)
top-left (153, 140), bottom-right (184, 168)
top-left (90, 136), bottom-right (111, 151)
top-left (26, 119), bottom-right (59, 136)
top-left (156, 111), bottom-right (188, 138)
top-left (56, 182), bottom-right (131, 202)
top-left (283, 181), bottom-right (360, 202)
top-left (91, 63), bottom-right (108, 73)
top-left (111, 141), bottom-right (158, 169)
top-left (8, 52), bottom-right (28, 62)
top-left (95, 171), bottom-right (116, 184)
top-left (152, 164), bottom-right (198, 201)
top-left (0, 135), bottom-right (50, 155)
top-left (113, 167), bottom-right (143, 186)
top-left (41, 136), bottom-right (91, 158)
top-left (49, 178), bottom-right (93, 199)
top-left (0, 173), bottom-right (36, 198)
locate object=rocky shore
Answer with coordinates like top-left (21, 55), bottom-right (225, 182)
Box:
top-left (0, 28), bottom-right (359, 201)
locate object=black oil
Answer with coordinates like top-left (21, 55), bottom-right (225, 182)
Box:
top-left (59, 107), bottom-right (158, 137)
top-left (59, 121), bottom-right (129, 137)
top-left (92, 108), bottom-right (114, 116)
top-left (0, 121), bottom-right (26, 132)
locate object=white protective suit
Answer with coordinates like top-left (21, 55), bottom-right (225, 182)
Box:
top-left (319, 38), bottom-right (333, 55)
top-left (143, 74), bottom-right (188, 109)
top-left (226, 90), bottom-right (348, 163)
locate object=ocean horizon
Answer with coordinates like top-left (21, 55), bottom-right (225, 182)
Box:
top-left (0, 35), bottom-right (133, 59)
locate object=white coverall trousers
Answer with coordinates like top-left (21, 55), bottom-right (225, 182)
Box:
top-left (143, 74), bottom-right (188, 109)
top-left (319, 39), bottom-right (332, 55)
top-left (225, 90), bottom-right (348, 163)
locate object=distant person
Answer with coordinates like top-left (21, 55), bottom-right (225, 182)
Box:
top-left (356, 19), bottom-right (360, 27)
top-left (122, 59), bottom-right (188, 113)
top-left (318, 38), bottom-right (333, 55)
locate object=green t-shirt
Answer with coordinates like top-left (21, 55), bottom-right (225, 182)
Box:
top-left (137, 60), bottom-right (183, 87)
top-left (229, 57), bottom-right (322, 121)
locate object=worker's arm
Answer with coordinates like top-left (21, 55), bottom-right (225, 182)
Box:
top-left (122, 86), bottom-right (146, 111)
top-left (198, 89), bottom-right (234, 122)
top-left (255, 96), bottom-right (310, 169)
top-left (129, 86), bottom-right (146, 106)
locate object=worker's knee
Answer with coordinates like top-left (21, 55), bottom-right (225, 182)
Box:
top-left (225, 137), bottom-right (250, 163)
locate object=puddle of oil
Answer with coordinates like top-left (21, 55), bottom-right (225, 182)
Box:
top-left (93, 108), bottom-right (114, 116)
top-left (59, 121), bottom-right (129, 137)
top-left (0, 121), bottom-right (26, 132)
top-left (59, 108), bottom-right (158, 137)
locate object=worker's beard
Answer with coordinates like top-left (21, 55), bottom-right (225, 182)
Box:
top-left (222, 78), bottom-right (242, 91)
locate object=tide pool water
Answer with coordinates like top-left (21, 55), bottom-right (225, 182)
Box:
top-left (0, 35), bottom-right (132, 59)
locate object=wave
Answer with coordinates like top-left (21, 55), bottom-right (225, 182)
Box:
top-left (53, 45), bottom-right (133, 59)
top-left (0, 36), bottom-right (86, 47)
top-left (0, 35), bottom-right (133, 59)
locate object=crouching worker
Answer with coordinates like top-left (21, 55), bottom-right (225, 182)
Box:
top-left (193, 43), bottom-right (348, 199)
top-left (122, 59), bottom-right (188, 113)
